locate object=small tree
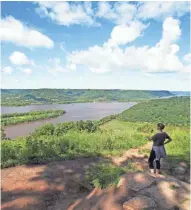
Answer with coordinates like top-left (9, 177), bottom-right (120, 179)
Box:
top-left (33, 123), bottom-right (55, 136)
top-left (1, 126), bottom-right (6, 140)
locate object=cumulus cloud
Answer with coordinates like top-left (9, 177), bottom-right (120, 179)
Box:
top-left (137, 1), bottom-right (190, 20)
top-left (21, 68), bottom-right (32, 75)
top-left (36, 1), bottom-right (98, 26)
top-left (182, 53), bottom-right (191, 73)
top-left (161, 17), bottom-right (181, 45)
top-left (47, 58), bottom-right (76, 76)
top-left (0, 16), bottom-right (54, 48)
top-left (106, 21), bottom-right (148, 46)
top-left (66, 17), bottom-right (185, 73)
top-left (67, 45), bottom-right (123, 73)
top-left (96, 2), bottom-right (137, 24)
top-left (96, 2), bottom-right (189, 24)
top-left (183, 53), bottom-right (191, 63)
top-left (1, 66), bottom-right (13, 74)
top-left (9, 51), bottom-right (34, 65)
top-left (34, 2), bottom-right (189, 27)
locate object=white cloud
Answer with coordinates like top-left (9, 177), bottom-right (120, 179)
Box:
top-left (36, 2), bottom-right (98, 26)
top-left (96, 2), bottom-right (117, 21)
top-left (161, 17), bottom-right (181, 45)
top-left (21, 68), bottom-right (32, 75)
top-left (183, 53), bottom-right (191, 64)
top-left (47, 58), bottom-right (76, 76)
top-left (182, 53), bottom-right (191, 73)
top-left (1, 66), bottom-right (13, 74)
top-left (67, 45), bottom-right (124, 73)
top-left (137, 2), bottom-right (190, 20)
top-left (66, 17), bottom-right (185, 73)
top-left (66, 63), bottom-right (76, 71)
top-left (106, 21), bottom-right (148, 46)
top-left (96, 2), bottom-right (189, 25)
top-left (96, 2), bottom-right (137, 24)
top-left (35, 1), bottom-right (189, 27)
top-left (0, 16), bottom-right (54, 48)
top-left (9, 51), bottom-right (34, 65)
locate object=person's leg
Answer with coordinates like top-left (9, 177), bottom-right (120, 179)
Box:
top-left (155, 159), bottom-right (165, 177)
top-left (148, 149), bottom-right (155, 174)
top-left (155, 159), bottom-right (160, 174)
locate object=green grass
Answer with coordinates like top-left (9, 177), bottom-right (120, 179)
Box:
top-left (86, 162), bottom-right (136, 189)
top-left (1, 120), bottom-right (148, 168)
top-left (104, 120), bottom-right (190, 163)
top-left (1, 120), bottom-right (189, 170)
top-left (165, 127), bottom-right (190, 165)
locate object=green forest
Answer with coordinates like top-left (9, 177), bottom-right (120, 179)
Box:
top-left (1, 110), bottom-right (65, 126)
top-left (1, 89), bottom-right (177, 106)
top-left (118, 97), bottom-right (190, 126)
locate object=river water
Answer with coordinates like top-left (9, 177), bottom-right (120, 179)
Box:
top-left (1, 102), bottom-right (136, 139)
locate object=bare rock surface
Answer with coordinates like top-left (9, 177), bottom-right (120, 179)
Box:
top-left (160, 158), bottom-right (172, 170)
top-left (174, 166), bottom-right (187, 175)
top-left (118, 172), bottom-right (156, 191)
top-left (123, 195), bottom-right (156, 210)
top-left (139, 175), bottom-right (190, 210)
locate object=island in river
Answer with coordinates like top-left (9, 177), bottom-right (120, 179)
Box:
top-left (1, 110), bottom-right (65, 126)
top-left (2, 102), bottom-right (136, 139)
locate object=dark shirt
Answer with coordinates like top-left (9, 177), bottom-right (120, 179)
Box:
top-left (151, 132), bottom-right (170, 146)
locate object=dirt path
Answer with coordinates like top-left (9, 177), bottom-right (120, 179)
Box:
top-left (1, 143), bottom-right (190, 210)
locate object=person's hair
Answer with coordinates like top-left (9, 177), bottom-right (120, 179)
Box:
top-left (157, 123), bottom-right (165, 130)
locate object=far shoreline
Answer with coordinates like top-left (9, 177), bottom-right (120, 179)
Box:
top-left (0, 95), bottom-right (179, 108)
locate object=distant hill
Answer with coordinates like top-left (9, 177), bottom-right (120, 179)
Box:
top-left (118, 97), bottom-right (190, 126)
top-left (170, 91), bottom-right (190, 96)
top-left (1, 89), bottom-right (174, 106)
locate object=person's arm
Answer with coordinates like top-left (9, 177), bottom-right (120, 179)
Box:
top-left (147, 134), bottom-right (155, 141)
top-left (164, 133), bottom-right (172, 145)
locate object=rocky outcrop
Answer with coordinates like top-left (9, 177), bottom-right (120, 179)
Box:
top-left (118, 172), bottom-right (156, 191)
top-left (121, 172), bottom-right (190, 210)
top-left (123, 195), bottom-right (156, 210)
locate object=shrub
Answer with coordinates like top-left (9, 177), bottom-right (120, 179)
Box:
top-left (1, 126), bottom-right (6, 140)
top-left (32, 123), bottom-right (55, 136)
top-left (86, 162), bottom-right (136, 188)
top-left (136, 124), bottom-right (154, 134)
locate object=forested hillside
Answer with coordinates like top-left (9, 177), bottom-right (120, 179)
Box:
top-left (118, 97), bottom-right (190, 126)
top-left (1, 89), bottom-right (174, 106)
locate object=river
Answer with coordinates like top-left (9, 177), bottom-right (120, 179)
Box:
top-left (1, 102), bottom-right (136, 139)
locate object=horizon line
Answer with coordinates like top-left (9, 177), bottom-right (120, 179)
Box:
top-left (1, 88), bottom-right (190, 92)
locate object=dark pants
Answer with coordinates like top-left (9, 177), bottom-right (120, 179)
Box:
top-left (148, 149), bottom-right (161, 169)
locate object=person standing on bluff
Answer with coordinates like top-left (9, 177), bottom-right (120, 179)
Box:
top-left (148, 123), bottom-right (172, 177)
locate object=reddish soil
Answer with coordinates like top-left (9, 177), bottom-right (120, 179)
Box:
top-left (2, 157), bottom-right (101, 210)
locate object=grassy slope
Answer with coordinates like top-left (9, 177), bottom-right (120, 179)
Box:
top-left (2, 120), bottom-right (189, 167)
top-left (1, 120), bottom-right (189, 188)
top-left (118, 97), bottom-right (190, 126)
top-left (1, 120), bottom-right (147, 168)
top-left (104, 120), bottom-right (190, 163)
top-left (1, 89), bottom-right (174, 106)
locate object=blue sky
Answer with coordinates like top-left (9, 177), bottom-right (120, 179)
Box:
top-left (1, 1), bottom-right (190, 91)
